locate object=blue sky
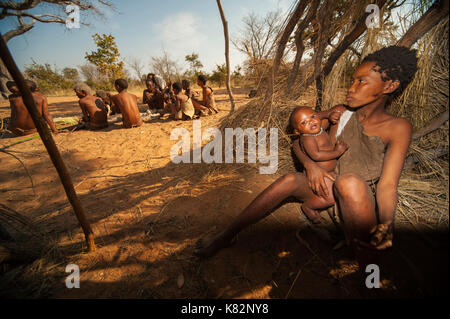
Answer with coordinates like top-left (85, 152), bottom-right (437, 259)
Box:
top-left (0, 0), bottom-right (294, 78)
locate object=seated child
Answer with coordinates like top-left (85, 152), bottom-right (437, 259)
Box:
top-left (290, 106), bottom-right (347, 223)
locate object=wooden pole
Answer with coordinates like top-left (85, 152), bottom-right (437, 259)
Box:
top-left (0, 33), bottom-right (96, 252)
top-left (216, 0), bottom-right (236, 114)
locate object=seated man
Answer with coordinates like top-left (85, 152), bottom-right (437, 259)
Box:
top-left (110, 78), bottom-right (143, 128)
top-left (142, 79), bottom-right (164, 112)
top-left (6, 80), bottom-right (58, 136)
top-left (73, 83), bottom-right (108, 130)
top-left (191, 75), bottom-right (219, 114)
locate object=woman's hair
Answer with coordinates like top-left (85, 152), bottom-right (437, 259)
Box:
top-left (172, 82), bottom-right (182, 92)
top-left (197, 74), bottom-right (207, 84)
top-left (6, 81), bottom-right (17, 92)
top-left (362, 45), bottom-right (418, 97)
top-left (182, 79), bottom-right (190, 88)
top-left (73, 82), bottom-right (92, 95)
top-left (25, 79), bottom-right (37, 92)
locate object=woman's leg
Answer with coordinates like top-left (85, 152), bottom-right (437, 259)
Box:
top-left (333, 173), bottom-right (379, 269)
top-left (191, 98), bottom-right (210, 113)
top-left (194, 172), bottom-right (315, 257)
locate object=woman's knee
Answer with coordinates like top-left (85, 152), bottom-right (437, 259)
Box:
top-left (334, 173), bottom-right (366, 198)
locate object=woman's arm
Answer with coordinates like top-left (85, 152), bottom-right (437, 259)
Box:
top-left (42, 96), bottom-right (58, 133)
top-left (365, 118), bottom-right (412, 250)
top-left (292, 139), bottom-right (335, 197)
top-left (377, 118), bottom-right (412, 225)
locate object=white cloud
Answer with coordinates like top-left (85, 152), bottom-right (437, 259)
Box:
top-left (154, 12), bottom-right (207, 53)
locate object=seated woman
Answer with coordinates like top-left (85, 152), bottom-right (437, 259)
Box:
top-left (194, 46), bottom-right (418, 271)
top-left (143, 79), bottom-right (164, 113)
top-left (191, 75), bottom-right (219, 114)
top-left (182, 79), bottom-right (208, 116)
top-left (162, 82), bottom-right (195, 120)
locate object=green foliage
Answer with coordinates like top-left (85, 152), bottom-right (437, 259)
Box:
top-left (85, 33), bottom-right (125, 83)
top-left (24, 62), bottom-right (73, 93)
top-left (62, 67), bottom-right (80, 82)
top-left (232, 65), bottom-right (243, 86)
top-left (209, 64), bottom-right (226, 87)
top-left (185, 53), bottom-right (203, 75)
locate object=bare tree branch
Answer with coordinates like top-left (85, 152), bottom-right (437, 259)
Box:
top-left (397, 0), bottom-right (449, 48)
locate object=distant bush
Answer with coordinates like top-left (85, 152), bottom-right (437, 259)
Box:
top-left (24, 62), bottom-right (73, 94)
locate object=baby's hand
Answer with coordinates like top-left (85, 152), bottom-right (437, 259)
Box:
top-left (329, 110), bottom-right (343, 124)
top-left (334, 140), bottom-right (348, 154)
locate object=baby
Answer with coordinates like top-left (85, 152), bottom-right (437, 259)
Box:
top-left (290, 106), bottom-right (347, 223)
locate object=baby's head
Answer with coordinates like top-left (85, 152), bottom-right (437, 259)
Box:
top-left (289, 106), bottom-right (321, 136)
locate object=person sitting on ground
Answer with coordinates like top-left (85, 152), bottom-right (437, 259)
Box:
top-left (182, 79), bottom-right (209, 116)
top-left (147, 73), bottom-right (166, 92)
top-left (194, 45), bottom-right (418, 273)
top-left (95, 90), bottom-right (112, 115)
top-left (6, 80), bottom-right (58, 136)
top-left (73, 83), bottom-right (108, 130)
top-left (162, 82), bottom-right (195, 120)
top-left (290, 106), bottom-right (348, 223)
top-left (191, 74), bottom-right (219, 114)
top-left (110, 78), bottom-right (143, 128)
top-left (143, 79), bottom-right (164, 113)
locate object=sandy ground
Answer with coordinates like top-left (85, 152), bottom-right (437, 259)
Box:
top-left (0, 88), bottom-right (447, 298)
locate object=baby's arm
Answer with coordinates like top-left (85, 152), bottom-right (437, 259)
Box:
top-left (301, 136), bottom-right (347, 162)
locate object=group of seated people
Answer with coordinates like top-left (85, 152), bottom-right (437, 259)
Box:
top-left (4, 73), bottom-right (218, 137)
top-left (142, 73), bottom-right (219, 120)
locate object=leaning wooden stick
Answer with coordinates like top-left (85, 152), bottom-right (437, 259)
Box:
top-left (0, 33), bottom-right (96, 252)
top-left (216, 0), bottom-right (236, 114)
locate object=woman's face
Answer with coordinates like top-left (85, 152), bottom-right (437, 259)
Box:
top-left (346, 61), bottom-right (397, 108)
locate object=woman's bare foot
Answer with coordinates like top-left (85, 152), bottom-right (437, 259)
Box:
top-left (193, 232), bottom-right (236, 258)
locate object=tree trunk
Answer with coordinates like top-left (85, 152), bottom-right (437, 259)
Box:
top-left (412, 109), bottom-right (449, 141)
top-left (0, 34), bottom-right (96, 252)
top-left (397, 0), bottom-right (449, 48)
top-left (285, 0), bottom-right (320, 97)
top-left (313, 0), bottom-right (388, 92)
top-left (258, 0), bottom-right (308, 122)
top-left (216, 0), bottom-right (236, 114)
top-left (305, 0), bottom-right (336, 109)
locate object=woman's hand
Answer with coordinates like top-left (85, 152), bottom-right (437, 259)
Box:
top-left (329, 110), bottom-right (343, 124)
top-left (334, 140), bottom-right (348, 155)
top-left (354, 223), bottom-right (393, 250)
top-left (304, 162), bottom-right (335, 198)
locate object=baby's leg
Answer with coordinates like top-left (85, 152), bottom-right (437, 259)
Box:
top-left (301, 177), bottom-right (335, 224)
